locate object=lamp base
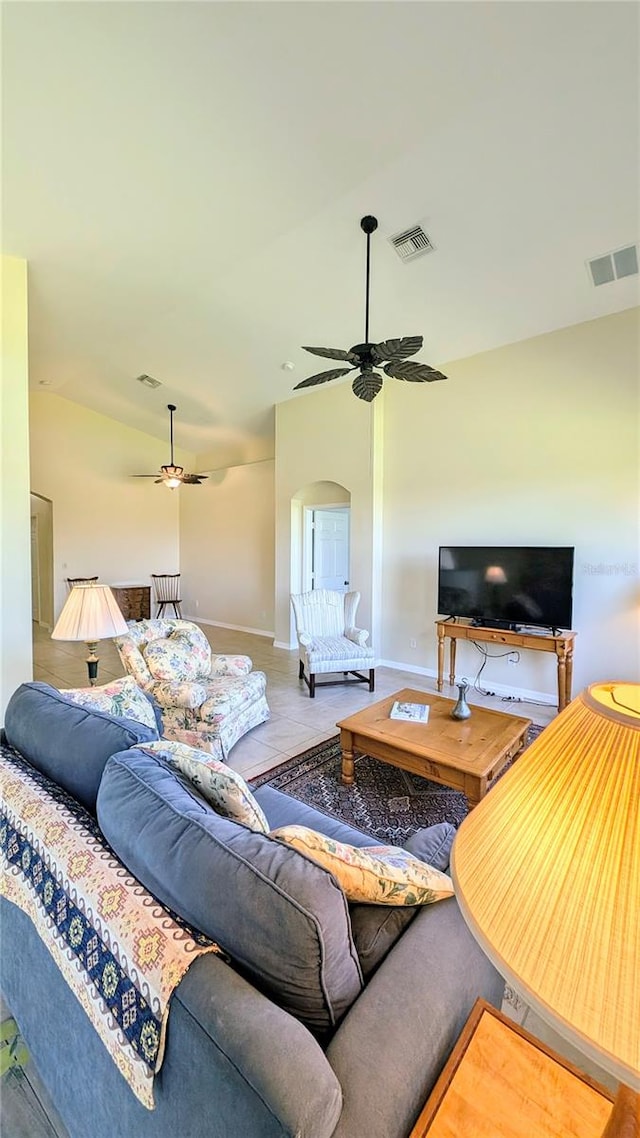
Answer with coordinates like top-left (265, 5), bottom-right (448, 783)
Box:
top-left (85, 641), bottom-right (99, 686)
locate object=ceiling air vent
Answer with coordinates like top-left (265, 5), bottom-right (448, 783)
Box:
top-left (389, 224), bottom-right (434, 263)
top-left (587, 243), bottom-right (638, 287)
top-left (136, 374), bottom-right (162, 389)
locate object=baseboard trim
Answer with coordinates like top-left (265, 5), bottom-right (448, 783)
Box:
top-left (377, 658), bottom-right (556, 705)
top-left (184, 616), bottom-right (274, 639)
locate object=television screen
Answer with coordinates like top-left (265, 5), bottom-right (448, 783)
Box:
top-left (438, 546), bottom-right (574, 630)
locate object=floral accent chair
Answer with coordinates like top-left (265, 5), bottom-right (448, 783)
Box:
top-left (290, 589), bottom-right (376, 698)
top-left (114, 619), bottom-right (269, 757)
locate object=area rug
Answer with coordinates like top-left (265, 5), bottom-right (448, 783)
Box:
top-left (251, 724), bottom-right (543, 845)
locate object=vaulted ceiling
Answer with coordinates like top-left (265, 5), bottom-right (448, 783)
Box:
top-left (3, 1), bottom-right (638, 462)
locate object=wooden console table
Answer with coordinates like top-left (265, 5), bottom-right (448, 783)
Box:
top-left (409, 999), bottom-right (613, 1137)
top-left (110, 584), bottom-right (151, 622)
top-left (436, 620), bottom-right (576, 711)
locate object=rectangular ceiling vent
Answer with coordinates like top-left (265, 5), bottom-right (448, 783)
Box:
top-left (587, 243), bottom-right (638, 287)
top-left (389, 224), bottom-right (434, 263)
top-left (136, 373), bottom-right (162, 389)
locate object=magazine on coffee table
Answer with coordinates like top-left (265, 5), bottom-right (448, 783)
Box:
top-left (389, 700), bottom-right (430, 723)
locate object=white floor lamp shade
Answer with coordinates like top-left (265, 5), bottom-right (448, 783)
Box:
top-left (51, 584), bottom-right (128, 685)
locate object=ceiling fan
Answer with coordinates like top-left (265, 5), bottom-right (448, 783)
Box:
top-left (294, 215), bottom-right (448, 403)
top-left (133, 404), bottom-right (208, 489)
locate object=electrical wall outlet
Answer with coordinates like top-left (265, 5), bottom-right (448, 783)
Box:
top-left (410, 638), bottom-right (417, 649)
top-left (194, 599), bottom-right (199, 609)
top-left (507, 652), bottom-right (518, 665)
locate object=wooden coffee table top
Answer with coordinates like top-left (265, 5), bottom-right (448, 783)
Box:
top-left (336, 689), bottom-right (531, 780)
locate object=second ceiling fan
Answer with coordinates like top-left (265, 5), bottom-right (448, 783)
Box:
top-left (133, 404), bottom-right (208, 489)
top-left (294, 215), bottom-right (448, 403)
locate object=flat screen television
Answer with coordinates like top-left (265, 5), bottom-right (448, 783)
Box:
top-left (437, 546), bottom-right (575, 631)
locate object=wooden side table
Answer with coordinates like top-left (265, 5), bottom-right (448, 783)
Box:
top-left (410, 999), bottom-right (614, 1138)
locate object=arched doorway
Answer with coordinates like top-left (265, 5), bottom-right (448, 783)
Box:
top-left (289, 480), bottom-right (351, 643)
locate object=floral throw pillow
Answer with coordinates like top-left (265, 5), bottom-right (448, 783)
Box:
top-left (139, 739), bottom-right (269, 834)
top-left (271, 825), bottom-right (454, 906)
top-left (142, 632), bottom-right (209, 683)
top-left (65, 676), bottom-right (160, 735)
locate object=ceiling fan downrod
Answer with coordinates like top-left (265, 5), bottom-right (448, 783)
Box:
top-left (168, 403), bottom-right (176, 466)
top-left (360, 215), bottom-right (378, 346)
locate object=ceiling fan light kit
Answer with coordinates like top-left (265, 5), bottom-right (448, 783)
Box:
top-left (133, 404), bottom-right (208, 488)
top-left (294, 215), bottom-right (448, 403)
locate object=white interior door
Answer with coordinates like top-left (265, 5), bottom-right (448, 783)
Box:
top-left (312, 509), bottom-right (350, 591)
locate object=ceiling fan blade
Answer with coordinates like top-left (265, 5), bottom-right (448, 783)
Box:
top-left (302, 346), bottom-right (359, 363)
top-left (154, 478), bottom-right (164, 484)
top-left (371, 336), bottom-right (424, 364)
top-left (181, 474), bottom-right (207, 484)
top-left (293, 367), bottom-right (353, 390)
top-left (132, 474), bottom-right (162, 478)
top-left (351, 371), bottom-right (383, 402)
top-left (383, 360), bottom-right (448, 383)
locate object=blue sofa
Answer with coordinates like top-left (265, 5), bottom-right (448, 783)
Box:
top-left (0, 682), bottom-right (503, 1138)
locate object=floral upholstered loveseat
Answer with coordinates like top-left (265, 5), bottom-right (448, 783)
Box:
top-left (114, 619), bottom-right (269, 757)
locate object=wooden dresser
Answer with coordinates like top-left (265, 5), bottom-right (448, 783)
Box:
top-left (109, 584), bottom-right (151, 622)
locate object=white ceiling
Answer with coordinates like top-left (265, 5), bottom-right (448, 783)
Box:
top-left (3, 1), bottom-right (639, 461)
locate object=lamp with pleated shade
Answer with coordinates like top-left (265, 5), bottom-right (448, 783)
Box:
top-left (451, 682), bottom-right (639, 1136)
top-left (51, 583), bottom-right (128, 685)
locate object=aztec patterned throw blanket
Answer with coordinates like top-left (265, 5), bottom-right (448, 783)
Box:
top-left (0, 743), bottom-right (219, 1108)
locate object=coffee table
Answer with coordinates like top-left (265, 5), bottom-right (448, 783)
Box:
top-left (336, 689), bottom-right (531, 810)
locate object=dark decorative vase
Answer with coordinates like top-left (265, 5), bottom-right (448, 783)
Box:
top-left (451, 681), bottom-right (472, 720)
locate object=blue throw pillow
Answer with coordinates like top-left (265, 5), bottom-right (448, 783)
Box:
top-left (97, 747), bottom-right (364, 1034)
top-left (3, 683), bottom-right (158, 813)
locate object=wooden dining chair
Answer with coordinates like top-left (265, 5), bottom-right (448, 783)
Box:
top-left (151, 573), bottom-right (182, 618)
top-left (67, 576), bottom-right (99, 589)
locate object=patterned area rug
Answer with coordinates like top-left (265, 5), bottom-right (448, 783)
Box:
top-left (251, 724), bottom-right (544, 845)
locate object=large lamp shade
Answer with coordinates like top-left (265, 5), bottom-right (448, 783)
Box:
top-left (451, 683), bottom-right (639, 1129)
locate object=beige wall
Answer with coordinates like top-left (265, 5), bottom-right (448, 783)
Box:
top-left (30, 393), bottom-right (189, 621)
top-left (381, 308), bottom-right (639, 697)
top-left (275, 383), bottom-right (384, 647)
top-left (1, 256), bottom-right (32, 717)
top-left (179, 459), bottom-right (275, 634)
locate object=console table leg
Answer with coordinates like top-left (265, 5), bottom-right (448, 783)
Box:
top-left (437, 633), bottom-right (445, 692)
top-left (449, 639), bottom-right (457, 687)
top-left (557, 655), bottom-right (567, 712)
top-left (566, 650), bottom-right (574, 706)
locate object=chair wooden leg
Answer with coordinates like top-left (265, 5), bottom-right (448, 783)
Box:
top-left (309, 673), bottom-right (316, 698)
top-left (369, 669), bottom-right (375, 692)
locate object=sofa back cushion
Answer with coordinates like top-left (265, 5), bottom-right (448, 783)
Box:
top-left (3, 683), bottom-right (158, 813)
top-left (97, 748), bottom-right (363, 1033)
top-left (65, 676), bottom-right (162, 734)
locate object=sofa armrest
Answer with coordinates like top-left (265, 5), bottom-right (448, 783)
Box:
top-left (173, 953), bottom-right (342, 1137)
top-left (326, 897), bottom-right (504, 1138)
top-left (209, 654), bottom-right (253, 677)
top-left (345, 627), bottom-right (369, 647)
top-left (297, 631), bottom-right (313, 648)
top-left (151, 680), bottom-right (207, 709)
